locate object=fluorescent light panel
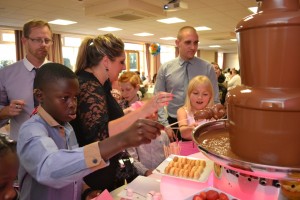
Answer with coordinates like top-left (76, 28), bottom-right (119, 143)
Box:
top-left (134, 32), bottom-right (154, 36)
top-left (160, 37), bottom-right (176, 40)
top-left (195, 26), bottom-right (211, 31)
top-left (48, 19), bottom-right (77, 25)
top-left (157, 17), bottom-right (185, 24)
top-left (98, 27), bottom-right (122, 31)
top-left (209, 45), bottom-right (221, 48)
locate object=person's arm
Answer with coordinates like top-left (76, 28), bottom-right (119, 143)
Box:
top-left (0, 99), bottom-right (25, 121)
top-left (207, 64), bottom-right (220, 104)
top-left (108, 92), bottom-right (172, 136)
top-left (177, 107), bottom-right (195, 140)
top-left (154, 66), bottom-right (169, 126)
top-left (17, 119), bottom-right (164, 189)
top-left (127, 147), bottom-right (149, 176)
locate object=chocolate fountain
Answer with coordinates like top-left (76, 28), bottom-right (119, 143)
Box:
top-left (193, 0), bottom-right (300, 199)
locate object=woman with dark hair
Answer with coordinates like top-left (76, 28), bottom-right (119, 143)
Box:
top-left (0, 134), bottom-right (19, 200)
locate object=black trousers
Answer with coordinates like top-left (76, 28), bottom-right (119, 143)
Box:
top-left (167, 116), bottom-right (188, 141)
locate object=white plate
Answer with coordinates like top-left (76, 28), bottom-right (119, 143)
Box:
top-left (153, 154), bottom-right (213, 183)
top-left (184, 187), bottom-right (239, 200)
top-left (117, 176), bottom-right (161, 200)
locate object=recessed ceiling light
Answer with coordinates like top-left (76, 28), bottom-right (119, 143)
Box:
top-left (48, 19), bottom-right (77, 25)
top-left (134, 32), bottom-right (154, 37)
top-left (248, 7), bottom-right (258, 13)
top-left (230, 39), bottom-right (237, 42)
top-left (209, 45), bottom-right (221, 48)
top-left (98, 27), bottom-right (122, 31)
top-left (195, 26), bottom-right (211, 31)
top-left (157, 17), bottom-right (185, 24)
top-left (160, 37), bottom-right (177, 40)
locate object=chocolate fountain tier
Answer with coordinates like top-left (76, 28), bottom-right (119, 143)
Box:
top-left (192, 119), bottom-right (300, 181)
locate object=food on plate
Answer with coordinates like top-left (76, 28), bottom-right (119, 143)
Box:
top-left (213, 163), bottom-right (222, 178)
top-left (164, 156), bottom-right (206, 180)
top-left (192, 189), bottom-right (230, 200)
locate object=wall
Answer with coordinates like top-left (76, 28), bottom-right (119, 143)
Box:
top-left (223, 53), bottom-right (239, 71)
top-left (199, 50), bottom-right (216, 63)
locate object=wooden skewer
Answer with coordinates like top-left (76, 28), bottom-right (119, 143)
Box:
top-left (165, 118), bottom-right (188, 128)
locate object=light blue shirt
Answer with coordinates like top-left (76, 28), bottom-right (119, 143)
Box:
top-left (127, 131), bottom-right (170, 175)
top-left (17, 107), bottom-right (105, 200)
top-left (154, 57), bottom-right (220, 125)
top-left (0, 58), bottom-right (47, 140)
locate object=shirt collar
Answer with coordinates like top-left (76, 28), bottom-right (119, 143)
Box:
top-left (178, 57), bottom-right (195, 66)
top-left (37, 106), bottom-right (61, 127)
top-left (23, 57), bottom-right (49, 71)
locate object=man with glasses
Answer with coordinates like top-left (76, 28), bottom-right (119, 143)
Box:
top-left (0, 20), bottom-right (53, 141)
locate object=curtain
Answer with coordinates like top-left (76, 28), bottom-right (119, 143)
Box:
top-left (197, 50), bottom-right (201, 57)
top-left (154, 53), bottom-right (160, 74)
top-left (175, 47), bottom-right (179, 57)
top-left (14, 30), bottom-right (25, 61)
top-left (14, 31), bottom-right (63, 64)
top-left (48, 33), bottom-right (63, 64)
top-left (145, 43), bottom-right (151, 81)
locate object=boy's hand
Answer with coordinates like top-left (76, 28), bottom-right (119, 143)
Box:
top-left (122, 118), bottom-right (164, 148)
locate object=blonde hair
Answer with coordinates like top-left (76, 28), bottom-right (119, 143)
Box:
top-left (75, 33), bottom-right (124, 74)
top-left (184, 75), bottom-right (214, 111)
top-left (118, 71), bottom-right (141, 88)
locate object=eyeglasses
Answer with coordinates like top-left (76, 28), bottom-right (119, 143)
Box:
top-left (27, 37), bottom-right (53, 45)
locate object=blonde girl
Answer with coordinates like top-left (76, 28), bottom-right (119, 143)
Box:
top-left (177, 75), bottom-right (214, 140)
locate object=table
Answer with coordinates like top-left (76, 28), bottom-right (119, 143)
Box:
top-left (111, 141), bottom-right (287, 200)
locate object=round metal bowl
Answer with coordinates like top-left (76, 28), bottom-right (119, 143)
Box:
top-left (192, 119), bottom-right (300, 181)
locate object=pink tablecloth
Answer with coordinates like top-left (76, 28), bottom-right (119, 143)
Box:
top-left (178, 141), bottom-right (199, 156)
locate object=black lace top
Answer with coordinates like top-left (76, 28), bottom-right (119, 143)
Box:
top-left (71, 70), bottom-right (137, 191)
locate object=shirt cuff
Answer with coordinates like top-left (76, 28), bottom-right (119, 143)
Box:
top-left (83, 142), bottom-right (107, 169)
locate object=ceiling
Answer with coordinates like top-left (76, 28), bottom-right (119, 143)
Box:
top-left (0, 0), bottom-right (258, 53)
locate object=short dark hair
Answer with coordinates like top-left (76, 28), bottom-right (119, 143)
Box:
top-left (34, 63), bottom-right (77, 90)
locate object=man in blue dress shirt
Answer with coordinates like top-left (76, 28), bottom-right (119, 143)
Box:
top-left (154, 26), bottom-right (219, 141)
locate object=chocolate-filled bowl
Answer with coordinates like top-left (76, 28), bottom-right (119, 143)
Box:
top-left (192, 119), bottom-right (300, 180)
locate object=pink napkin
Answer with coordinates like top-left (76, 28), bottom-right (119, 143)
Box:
top-left (91, 189), bottom-right (114, 200)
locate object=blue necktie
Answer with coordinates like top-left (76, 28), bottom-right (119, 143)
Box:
top-left (184, 61), bottom-right (190, 92)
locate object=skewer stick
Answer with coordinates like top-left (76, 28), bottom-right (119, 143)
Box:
top-left (165, 118), bottom-right (188, 128)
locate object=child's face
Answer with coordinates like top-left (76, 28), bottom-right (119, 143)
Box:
top-left (0, 151), bottom-right (18, 200)
top-left (190, 84), bottom-right (211, 110)
top-left (40, 78), bottom-right (79, 124)
top-left (119, 82), bottom-right (139, 103)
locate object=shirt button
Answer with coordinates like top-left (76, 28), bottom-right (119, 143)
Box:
top-left (92, 158), bottom-right (98, 164)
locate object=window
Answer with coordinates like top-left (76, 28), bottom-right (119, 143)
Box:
top-left (62, 37), bottom-right (82, 71)
top-left (0, 31), bottom-right (16, 69)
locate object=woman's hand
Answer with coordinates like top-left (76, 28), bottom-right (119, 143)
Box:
top-left (142, 92), bottom-right (173, 115)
